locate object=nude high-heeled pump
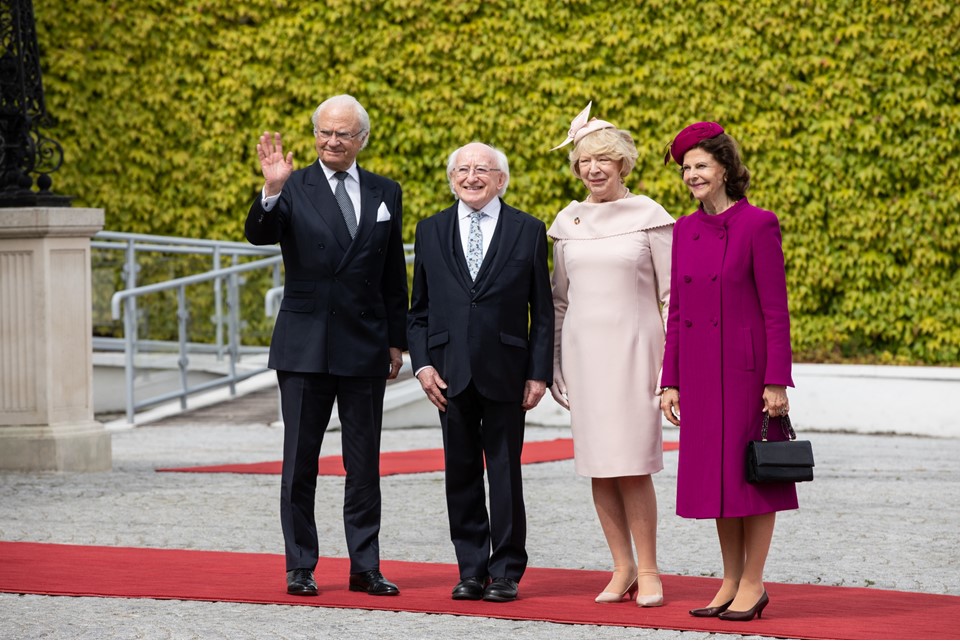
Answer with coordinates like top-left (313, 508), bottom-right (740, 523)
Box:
top-left (595, 577), bottom-right (638, 603)
top-left (635, 570), bottom-right (663, 607)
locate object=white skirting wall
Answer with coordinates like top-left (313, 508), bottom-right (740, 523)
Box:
top-left (525, 363), bottom-right (959, 439)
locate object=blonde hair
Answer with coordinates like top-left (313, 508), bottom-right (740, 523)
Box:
top-left (569, 128), bottom-right (638, 179)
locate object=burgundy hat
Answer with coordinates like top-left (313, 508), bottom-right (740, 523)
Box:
top-left (665, 121), bottom-right (724, 165)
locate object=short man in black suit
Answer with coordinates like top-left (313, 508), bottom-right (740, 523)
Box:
top-left (245, 95), bottom-right (408, 598)
top-left (407, 142), bottom-right (554, 602)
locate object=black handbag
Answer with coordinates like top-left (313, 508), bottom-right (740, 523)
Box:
top-left (746, 413), bottom-right (814, 484)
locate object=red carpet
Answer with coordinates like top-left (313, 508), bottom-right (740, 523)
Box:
top-left (158, 438), bottom-right (680, 476)
top-left (1, 542), bottom-right (957, 639)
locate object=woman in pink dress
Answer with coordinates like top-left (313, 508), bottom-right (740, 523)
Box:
top-left (660, 122), bottom-right (797, 622)
top-left (548, 104), bottom-right (674, 607)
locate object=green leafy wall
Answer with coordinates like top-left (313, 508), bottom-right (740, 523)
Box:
top-left (36, 0), bottom-right (960, 364)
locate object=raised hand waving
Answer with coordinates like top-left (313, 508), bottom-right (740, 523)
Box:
top-left (257, 131), bottom-right (294, 197)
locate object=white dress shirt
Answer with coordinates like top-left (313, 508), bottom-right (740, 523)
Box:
top-left (457, 197), bottom-right (501, 260)
top-left (261, 161), bottom-right (361, 229)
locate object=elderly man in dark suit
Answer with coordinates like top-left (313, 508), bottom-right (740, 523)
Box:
top-left (407, 142), bottom-right (554, 602)
top-left (245, 95), bottom-right (408, 598)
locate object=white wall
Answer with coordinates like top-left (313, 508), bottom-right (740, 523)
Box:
top-left (526, 364), bottom-right (960, 439)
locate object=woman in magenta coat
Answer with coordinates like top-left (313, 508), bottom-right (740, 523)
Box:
top-left (659, 122), bottom-right (797, 622)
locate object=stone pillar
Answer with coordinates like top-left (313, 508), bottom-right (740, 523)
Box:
top-left (0, 207), bottom-right (111, 471)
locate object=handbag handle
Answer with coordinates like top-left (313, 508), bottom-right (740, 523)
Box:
top-left (761, 412), bottom-right (797, 441)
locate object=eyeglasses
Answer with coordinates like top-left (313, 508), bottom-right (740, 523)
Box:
top-left (315, 129), bottom-right (366, 142)
top-left (453, 166), bottom-right (502, 177)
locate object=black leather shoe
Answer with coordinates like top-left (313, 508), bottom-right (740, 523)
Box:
top-left (483, 577), bottom-right (519, 602)
top-left (349, 569), bottom-right (400, 596)
top-left (690, 597), bottom-right (734, 617)
top-left (286, 568), bottom-right (318, 596)
top-left (718, 591), bottom-right (769, 621)
top-left (452, 576), bottom-right (487, 600)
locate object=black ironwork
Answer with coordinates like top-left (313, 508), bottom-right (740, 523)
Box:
top-left (0, 0), bottom-right (70, 207)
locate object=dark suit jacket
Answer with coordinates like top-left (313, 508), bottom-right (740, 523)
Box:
top-left (245, 162), bottom-right (408, 376)
top-left (407, 200), bottom-right (553, 402)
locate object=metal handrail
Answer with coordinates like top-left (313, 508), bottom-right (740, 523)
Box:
top-left (110, 257), bottom-right (281, 320)
top-left (96, 231), bottom-right (415, 425)
top-left (94, 231), bottom-right (283, 360)
top-left (93, 231), bottom-right (281, 255)
top-left (93, 336), bottom-right (268, 356)
top-left (107, 255), bottom-right (282, 423)
top-left (95, 229), bottom-right (284, 424)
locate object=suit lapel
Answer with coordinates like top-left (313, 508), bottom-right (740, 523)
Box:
top-left (439, 205), bottom-right (473, 291)
top-left (338, 167), bottom-right (381, 270)
top-left (352, 168), bottom-right (382, 244)
top-left (304, 163), bottom-right (352, 252)
top-left (474, 201), bottom-right (521, 293)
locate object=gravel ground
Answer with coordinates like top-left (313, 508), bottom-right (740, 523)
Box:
top-left (2, 410), bottom-right (958, 639)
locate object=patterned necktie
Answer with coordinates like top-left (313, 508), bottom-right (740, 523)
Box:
top-left (333, 171), bottom-right (357, 238)
top-left (467, 210), bottom-right (484, 279)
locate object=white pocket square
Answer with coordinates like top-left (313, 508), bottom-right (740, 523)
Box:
top-left (376, 202), bottom-right (392, 222)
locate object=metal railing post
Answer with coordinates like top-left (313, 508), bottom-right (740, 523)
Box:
top-left (176, 285), bottom-right (190, 410)
top-left (212, 245), bottom-right (224, 361)
top-left (231, 252), bottom-right (242, 362)
top-left (226, 271), bottom-right (240, 396)
top-left (122, 238), bottom-right (139, 423)
top-left (273, 261), bottom-right (282, 289)
top-left (122, 296), bottom-right (137, 424)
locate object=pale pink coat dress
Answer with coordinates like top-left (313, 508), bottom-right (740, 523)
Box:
top-left (548, 195), bottom-right (674, 478)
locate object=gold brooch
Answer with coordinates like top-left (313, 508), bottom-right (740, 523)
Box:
top-left (574, 217), bottom-right (580, 225)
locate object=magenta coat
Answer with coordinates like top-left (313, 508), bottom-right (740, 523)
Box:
top-left (661, 199), bottom-right (798, 518)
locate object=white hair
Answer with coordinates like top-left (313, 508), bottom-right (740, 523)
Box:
top-left (311, 95), bottom-right (370, 150)
top-left (445, 143), bottom-right (510, 197)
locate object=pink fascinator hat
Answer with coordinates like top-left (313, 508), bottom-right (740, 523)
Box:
top-left (665, 121), bottom-right (724, 165)
top-left (550, 101), bottom-right (616, 151)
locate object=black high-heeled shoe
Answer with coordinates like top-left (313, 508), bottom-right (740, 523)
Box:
top-left (689, 597), bottom-right (734, 617)
top-left (718, 591), bottom-right (769, 621)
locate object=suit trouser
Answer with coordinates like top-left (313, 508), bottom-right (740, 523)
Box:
top-left (277, 371), bottom-right (386, 574)
top-left (440, 381), bottom-right (527, 581)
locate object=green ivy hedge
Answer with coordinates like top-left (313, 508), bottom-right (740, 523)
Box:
top-left (37, 0), bottom-right (960, 364)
